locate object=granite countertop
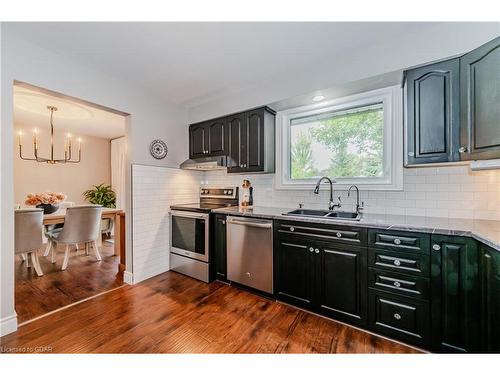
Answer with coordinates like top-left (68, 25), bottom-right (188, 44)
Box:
top-left (212, 206), bottom-right (500, 251)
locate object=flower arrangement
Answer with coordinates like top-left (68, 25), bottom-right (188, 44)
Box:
top-left (25, 192), bottom-right (66, 206)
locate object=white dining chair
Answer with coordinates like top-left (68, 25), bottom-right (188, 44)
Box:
top-left (15, 209), bottom-right (44, 277)
top-left (45, 205), bottom-right (103, 270)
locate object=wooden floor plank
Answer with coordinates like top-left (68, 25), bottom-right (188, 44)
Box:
top-left (1, 271), bottom-right (423, 354)
top-left (15, 240), bottom-right (123, 324)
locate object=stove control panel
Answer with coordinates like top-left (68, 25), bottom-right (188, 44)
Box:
top-left (200, 187), bottom-right (238, 199)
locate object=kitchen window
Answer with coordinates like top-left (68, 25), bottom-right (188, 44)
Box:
top-left (276, 86), bottom-right (403, 190)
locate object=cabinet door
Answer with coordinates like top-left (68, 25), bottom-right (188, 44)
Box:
top-left (226, 113), bottom-right (246, 172)
top-left (460, 37), bottom-right (500, 160)
top-left (430, 235), bottom-right (480, 352)
top-left (213, 214), bottom-right (227, 281)
top-left (189, 123), bottom-right (208, 158)
top-left (207, 118), bottom-right (227, 156)
top-left (405, 58), bottom-right (460, 165)
top-left (480, 245), bottom-right (500, 353)
top-left (244, 109), bottom-right (265, 172)
top-left (317, 242), bottom-right (367, 325)
top-left (275, 236), bottom-right (315, 310)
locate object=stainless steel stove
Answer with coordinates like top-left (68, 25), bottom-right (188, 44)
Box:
top-left (169, 186), bottom-right (238, 282)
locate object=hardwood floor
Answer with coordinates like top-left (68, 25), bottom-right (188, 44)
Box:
top-left (2, 271), bottom-right (421, 353)
top-left (15, 240), bottom-right (123, 323)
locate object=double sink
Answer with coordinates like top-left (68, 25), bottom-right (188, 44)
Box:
top-left (283, 209), bottom-right (361, 221)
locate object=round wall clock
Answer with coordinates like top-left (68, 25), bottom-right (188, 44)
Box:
top-left (149, 139), bottom-right (168, 159)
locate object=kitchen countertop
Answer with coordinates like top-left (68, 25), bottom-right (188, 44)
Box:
top-left (213, 206), bottom-right (500, 251)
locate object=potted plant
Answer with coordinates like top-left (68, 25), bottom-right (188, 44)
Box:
top-left (25, 192), bottom-right (67, 214)
top-left (83, 184), bottom-right (117, 237)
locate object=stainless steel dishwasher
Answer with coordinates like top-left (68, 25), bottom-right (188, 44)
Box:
top-left (226, 216), bottom-right (273, 294)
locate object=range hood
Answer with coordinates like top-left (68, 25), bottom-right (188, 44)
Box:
top-left (180, 156), bottom-right (228, 171)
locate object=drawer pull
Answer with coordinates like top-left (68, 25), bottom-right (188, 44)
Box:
top-left (393, 259), bottom-right (401, 266)
top-left (394, 313), bottom-right (401, 320)
top-left (314, 248), bottom-right (320, 254)
top-left (394, 281), bottom-right (401, 288)
top-left (309, 247), bottom-right (314, 253)
top-left (290, 226), bottom-right (295, 232)
top-left (432, 244), bottom-right (441, 251)
top-left (394, 238), bottom-right (401, 245)
top-left (336, 232), bottom-right (342, 238)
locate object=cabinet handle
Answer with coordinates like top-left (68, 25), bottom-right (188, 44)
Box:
top-left (289, 226), bottom-right (295, 232)
top-left (309, 247), bottom-right (314, 253)
top-left (336, 232), bottom-right (342, 238)
top-left (394, 281), bottom-right (401, 288)
top-left (222, 220), bottom-right (226, 225)
top-left (393, 238), bottom-right (401, 245)
top-left (314, 248), bottom-right (320, 254)
top-left (432, 244), bottom-right (441, 251)
top-left (393, 259), bottom-right (401, 266)
top-left (459, 146), bottom-right (468, 153)
top-left (394, 313), bottom-right (401, 320)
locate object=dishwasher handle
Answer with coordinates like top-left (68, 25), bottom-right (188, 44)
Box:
top-left (227, 218), bottom-right (272, 229)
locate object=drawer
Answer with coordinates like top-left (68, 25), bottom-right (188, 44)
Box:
top-left (368, 229), bottom-right (430, 254)
top-left (277, 220), bottom-right (367, 245)
top-left (369, 290), bottom-right (430, 347)
top-left (368, 268), bottom-right (429, 300)
top-left (368, 248), bottom-right (429, 277)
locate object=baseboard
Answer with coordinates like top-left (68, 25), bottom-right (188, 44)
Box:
top-left (123, 271), bottom-right (134, 285)
top-left (0, 314), bottom-right (18, 337)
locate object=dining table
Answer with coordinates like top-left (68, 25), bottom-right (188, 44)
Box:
top-left (43, 208), bottom-right (125, 261)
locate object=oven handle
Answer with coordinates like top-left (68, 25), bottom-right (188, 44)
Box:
top-left (170, 210), bottom-right (209, 219)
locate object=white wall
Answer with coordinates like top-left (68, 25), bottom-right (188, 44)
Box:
top-left (0, 27), bottom-right (189, 336)
top-left (14, 124), bottom-right (111, 205)
top-left (132, 165), bottom-right (201, 283)
top-left (188, 23), bottom-right (500, 122)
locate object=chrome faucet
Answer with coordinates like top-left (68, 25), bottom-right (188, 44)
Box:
top-left (348, 185), bottom-right (364, 214)
top-left (314, 177), bottom-right (341, 211)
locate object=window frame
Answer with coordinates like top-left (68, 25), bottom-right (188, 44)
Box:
top-left (276, 86), bottom-right (403, 191)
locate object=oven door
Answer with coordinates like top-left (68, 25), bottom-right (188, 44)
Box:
top-left (170, 210), bottom-right (209, 262)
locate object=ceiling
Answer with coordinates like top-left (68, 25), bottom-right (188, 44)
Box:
top-left (5, 22), bottom-right (458, 108)
top-left (14, 85), bottom-right (126, 139)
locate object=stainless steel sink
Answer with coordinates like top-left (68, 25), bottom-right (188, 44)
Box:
top-left (284, 209), bottom-right (361, 221)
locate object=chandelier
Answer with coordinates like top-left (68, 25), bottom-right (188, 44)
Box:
top-left (18, 106), bottom-right (81, 164)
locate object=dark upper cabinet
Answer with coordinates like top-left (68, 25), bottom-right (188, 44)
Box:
top-left (226, 112), bottom-right (246, 173)
top-left (188, 106), bottom-right (275, 172)
top-left (227, 107), bottom-right (275, 174)
top-left (189, 118), bottom-right (226, 159)
top-left (460, 36), bottom-right (500, 161)
top-left (207, 118), bottom-right (227, 156)
top-left (430, 235), bottom-right (480, 353)
top-left (405, 58), bottom-right (460, 165)
top-left (317, 242), bottom-right (367, 325)
top-left (189, 122), bottom-right (208, 158)
top-left (213, 214), bottom-right (227, 281)
top-left (480, 245), bottom-right (500, 353)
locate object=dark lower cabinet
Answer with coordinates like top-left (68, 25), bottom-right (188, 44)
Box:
top-left (274, 222), bottom-right (367, 325)
top-left (368, 290), bottom-right (430, 347)
top-left (269, 221), bottom-right (499, 352)
top-left (275, 236), bottom-right (315, 310)
top-left (430, 235), bottom-right (480, 352)
top-left (480, 245), bottom-right (500, 353)
top-left (317, 242), bottom-right (367, 325)
top-left (213, 214), bottom-right (227, 281)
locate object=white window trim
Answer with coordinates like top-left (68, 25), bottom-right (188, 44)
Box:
top-left (276, 85), bottom-right (403, 191)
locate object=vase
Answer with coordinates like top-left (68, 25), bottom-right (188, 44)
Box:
top-left (36, 203), bottom-right (59, 214)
